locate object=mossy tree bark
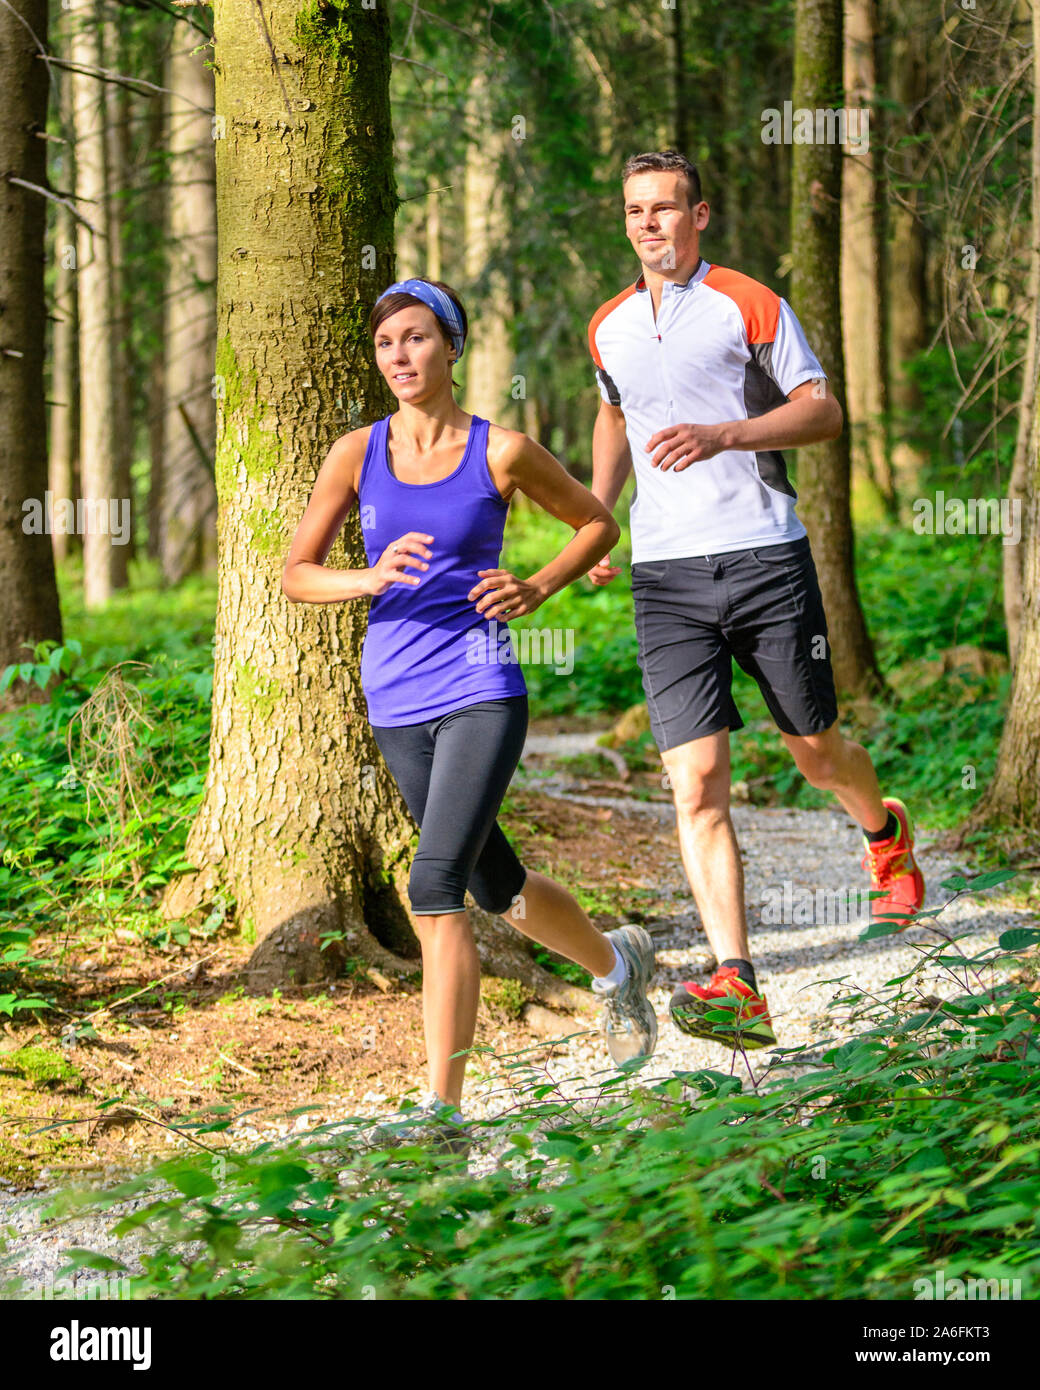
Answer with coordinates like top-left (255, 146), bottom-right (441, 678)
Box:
top-left (790, 0), bottom-right (884, 698)
top-left (166, 0), bottom-right (584, 1008)
top-left (0, 0), bottom-right (63, 705)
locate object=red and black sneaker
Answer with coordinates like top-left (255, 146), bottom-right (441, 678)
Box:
top-left (862, 797), bottom-right (925, 932)
top-left (669, 966), bottom-right (776, 1049)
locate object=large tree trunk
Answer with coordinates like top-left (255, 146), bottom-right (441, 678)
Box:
top-left (790, 0), bottom-right (884, 698)
top-left (0, 0), bottom-right (62, 704)
top-left (49, 36), bottom-right (80, 567)
top-left (160, 22), bottom-right (218, 585)
top-left (841, 0), bottom-right (894, 515)
top-left (164, 0), bottom-right (580, 1007)
top-left (1004, 0), bottom-right (1040, 667)
top-left (884, 0), bottom-right (929, 505)
top-left (103, 8), bottom-right (132, 581)
top-left (70, 8), bottom-right (118, 609)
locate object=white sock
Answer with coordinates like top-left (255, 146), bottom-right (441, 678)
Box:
top-left (592, 941), bottom-right (628, 992)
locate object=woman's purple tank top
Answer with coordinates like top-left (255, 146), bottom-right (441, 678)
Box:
top-left (357, 413), bottom-right (528, 726)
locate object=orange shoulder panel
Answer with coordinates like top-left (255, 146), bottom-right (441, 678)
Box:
top-left (702, 265), bottom-right (780, 344)
top-left (587, 284), bottom-right (638, 368)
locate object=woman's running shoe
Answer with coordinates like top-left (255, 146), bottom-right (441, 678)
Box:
top-left (363, 1093), bottom-right (471, 1157)
top-left (593, 924), bottom-right (659, 1064)
top-left (862, 797), bottom-right (925, 931)
top-left (669, 965), bottom-right (776, 1049)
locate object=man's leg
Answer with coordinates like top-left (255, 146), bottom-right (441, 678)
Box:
top-left (724, 538), bottom-right (925, 930)
top-left (780, 721), bottom-right (887, 831)
top-left (661, 729), bottom-right (748, 963)
top-left (661, 730), bottom-right (777, 1047)
top-left (783, 721), bottom-right (925, 926)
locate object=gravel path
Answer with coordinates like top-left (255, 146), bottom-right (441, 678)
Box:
top-left (2, 773), bottom-right (1034, 1295)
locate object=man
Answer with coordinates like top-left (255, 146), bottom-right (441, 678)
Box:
top-left (587, 150), bottom-right (924, 1050)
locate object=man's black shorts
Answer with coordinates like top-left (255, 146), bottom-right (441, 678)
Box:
top-left (632, 535), bottom-right (839, 752)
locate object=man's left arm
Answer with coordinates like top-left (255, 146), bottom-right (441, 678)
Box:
top-left (647, 380), bottom-right (843, 472)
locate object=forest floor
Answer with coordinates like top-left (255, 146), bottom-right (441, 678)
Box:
top-left (2, 716), bottom-right (1037, 1290)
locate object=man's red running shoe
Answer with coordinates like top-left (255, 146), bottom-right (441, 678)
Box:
top-left (862, 796), bottom-right (925, 931)
top-left (669, 966), bottom-right (776, 1049)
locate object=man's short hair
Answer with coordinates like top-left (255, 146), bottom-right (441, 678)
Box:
top-left (622, 150), bottom-right (702, 207)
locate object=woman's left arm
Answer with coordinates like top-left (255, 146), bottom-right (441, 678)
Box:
top-left (468, 430), bottom-right (621, 620)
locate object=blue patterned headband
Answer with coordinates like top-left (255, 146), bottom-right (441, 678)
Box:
top-left (375, 279), bottom-right (466, 361)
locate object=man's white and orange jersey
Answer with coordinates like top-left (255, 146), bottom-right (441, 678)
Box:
top-left (588, 258), bottom-right (827, 562)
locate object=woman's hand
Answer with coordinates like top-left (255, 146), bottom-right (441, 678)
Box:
top-left (468, 569), bottom-right (544, 619)
top-left (367, 532), bottom-right (434, 595)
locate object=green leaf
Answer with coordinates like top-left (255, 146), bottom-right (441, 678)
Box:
top-left (999, 928), bottom-right (1040, 951)
top-left (966, 870), bottom-right (1018, 891)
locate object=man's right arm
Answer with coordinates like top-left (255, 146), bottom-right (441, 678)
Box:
top-left (588, 398), bottom-right (632, 584)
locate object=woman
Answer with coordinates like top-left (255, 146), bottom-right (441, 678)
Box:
top-left (282, 277), bottom-right (656, 1148)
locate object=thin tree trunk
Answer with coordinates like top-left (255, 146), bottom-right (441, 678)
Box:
top-left (1004, 0), bottom-right (1040, 666)
top-left (670, 0), bottom-right (688, 154)
top-left (885, 0), bottom-right (928, 504)
top-left (0, 0), bottom-right (62, 702)
top-left (969, 389), bottom-right (1040, 835)
top-left (463, 68), bottom-right (517, 427)
top-left (103, 6), bottom-right (132, 582)
top-left (161, 23), bottom-right (217, 584)
top-left (426, 173), bottom-right (441, 281)
top-left (166, 1), bottom-right (579, 1006)
top-left (841, 0), bottom-right (894, 514)
top-left (790, 0), bottom-right (884, 698)
top-left (49, 40), bottom-right (80, 566)
top-left (146, 89), bottom-right (166, 562)
top-left (70, 7), bottom-right (118, 609)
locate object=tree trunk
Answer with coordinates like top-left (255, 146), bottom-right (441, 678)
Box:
top-left (969, 400), bottom-right (1040, 835)
top-left (146, 90), bottom-right (166, 563)
top-left (49, 34), bottom-right (80, 567)
top-left (165, 0), bottom-right (580, 1007)
top-left (790, 0), bottom-right (884, 698)
top-left (670, 0), bottom-right (688, 154)
top-left (841, 0), bottom-right (894, 514)
top-left (1004, 0), bottom-right (1040, 666)
top-left (103, 8), bottom-right (132, 581)
top-left (462, 68), bottom-right (517, 428)
top-left (884, 0), bottom-right (928, 504)
top-left (161, 23), bottom-right (218, 585)
top-left (70, 8), bottom-right (118, 609)
top-left (426, 173), bottom-right (441, 281)
top-left (0, 0), bottom-right (62, 703)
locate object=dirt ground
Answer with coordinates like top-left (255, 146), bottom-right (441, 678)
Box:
top-left (0, 775), bottom-right (683, 1189)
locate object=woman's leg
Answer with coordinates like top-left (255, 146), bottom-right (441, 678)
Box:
top-left (371, 720), bottom-right (478, 1109)
top-left (408, 910), bottom-right (479, 1109)
top-left (498, 868), bottom-right (615, 977)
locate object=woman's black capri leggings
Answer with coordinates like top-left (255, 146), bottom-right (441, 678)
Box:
top-left (371, 694), bottom-right (529, 916)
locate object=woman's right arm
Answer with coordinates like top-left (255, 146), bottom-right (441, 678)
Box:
top-left (281, 431), bottom-right (433, 604)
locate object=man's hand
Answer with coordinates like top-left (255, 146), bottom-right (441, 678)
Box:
top-left (588, 553), bottom-right (623, 586)
top-left (646, 422), bottom-right (728, 472)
